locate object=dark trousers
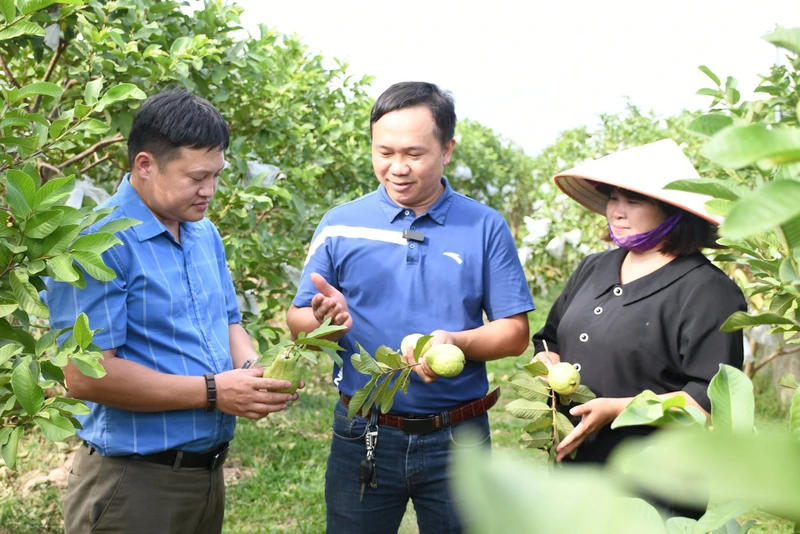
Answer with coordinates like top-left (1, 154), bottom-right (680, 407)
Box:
top-left (64, 443), bottom-right (225, 533)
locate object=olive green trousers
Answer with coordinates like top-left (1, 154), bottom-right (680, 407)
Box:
top-left (64, 443), bottom-right (225, 533)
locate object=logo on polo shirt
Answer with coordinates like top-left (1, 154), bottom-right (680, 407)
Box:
top-left (443, 252), bottom-right (463, 264)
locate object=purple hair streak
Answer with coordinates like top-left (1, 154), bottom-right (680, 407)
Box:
top-left (609, 211), bottom-right (682, 253)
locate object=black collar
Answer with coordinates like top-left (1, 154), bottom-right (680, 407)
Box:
top-left (592, 248), bottom-right (710, 305)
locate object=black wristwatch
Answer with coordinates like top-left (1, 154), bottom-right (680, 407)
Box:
top-left (203, 373), bottom-right (217, 412)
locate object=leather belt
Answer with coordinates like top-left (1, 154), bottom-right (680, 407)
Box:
top-left (83, 441), bottom-right (229, 471)
top-left (340, 387), bottom-right (500, 435)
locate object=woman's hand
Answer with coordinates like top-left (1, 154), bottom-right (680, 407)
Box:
top-left (555, 397), bottom-right (629, 462)
top-left (530, 350), bottom-right (561, 368)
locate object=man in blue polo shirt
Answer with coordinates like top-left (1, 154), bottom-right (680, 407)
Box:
top-left (45, 90), bottom-right (298, 534)
top-left (287, 81), bottom-right (534, 533)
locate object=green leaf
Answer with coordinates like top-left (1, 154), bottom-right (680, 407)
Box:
top-left (34, 412), bottom-right (76, 441)
top-left (0, 342), bottom-right (23, 365)
top-left (96, 217), bottom-right (141, 234)
top-left (305, 317), bottom-right (348, 339)
top-left (0, 0), bottom-right (16, 22)
top-left (519, 429), bottom-right (552, 449)
top-left (95, 83), bottom-right (147, 112)
top-left (347, 375), bottom-right (377, 420)
top-left (698, 65), bottom-right (721, 86)
top-left (321, 347), bottom-right (343, 368)
top-left (364, 373), bottom-right (392, 414)
top-left (720, 180), bottom-right (800, 240)
top-left (70, 232), bottom-right (122, 254)
top-left (709, 364), bottom-right (754, 433)
top-left (73, 313), bottom-right (92, 350)
top-left (1, 427), bottom-right (22, 470)
top-left (46, 253), bottom-right (79, 283)
top-left (553, 411), bottom-right (574, 442)
top-left (170, 36), bottom-right (191, 55)
top-left (20, 0), bottom-right (60, 15)
top-left (11, 359), bottom-right (45, 416)
top-left (70, 352), bottom-right (106, 379)
top-left (294, 336), bottom-right (342, 351)
top-left (687, 113), bottom-right (733, 137)
top-left (71, 250), bottom-right (116, 282)
top-left (565, 384), bottom-right (597, 404)
top-left (379, 369), bottom-right (409, 414)
top-left (522, 413), bottom-right (553, 433)
top-left (504, 398), bottom-right (550, 420)
top-left (778, 373), bottom-right (799, 389)
top-left (763, 27), bottom-right (800, 56)
top-left (703, 124), bottom-right (800, 169)
top-left (0, 296), bottom-right (18, 316)
top-left (12, 81), bottom-right (62, 102)
top-left (523, 361), bottom-right (549, 376)
top-left (34, 176), bottom-right (75, 210)
top-left (790, 387), bottom-right (800, 442)
top-left (48, 117), bottom-right (70, 139)
top-left (611, 392), bottom-right (660, 429)
top-left (5, 169), bottom-right (36, 218)
top-left (720, 310), bottom-right (797, 331)
top-left (696, 87), bottom-right (721, 97)
top-left (34, 328), bottom-right (62, 357)
top-left (374, 345), bottom-right (403, 369)
top-left (0, 20), bottom-right (46, 41)
top-left (779, 215), bottom-right (800, 251)
top-left (508, 372), bottom-right (550, 402)
top-left (9, 270), bottom-right (49, 319)
top-left (608, 428), bottom-right (800, 523)
top-left (664, 178), bottom-right (739, 201)
top-left (414, 335), bottom-right (433, 361)
top-left (350, 346), bottom-right (381, 376)
top-left (47, 397), bottom-right (90, 415)
top-left (83, 76), bottom-right (103, 106)
top-left (23, 210), bottom-right (63, 238)
top-left (696, 502), bottom-right (755, 533)
top-left (665, 516), bottom-right (697, 534)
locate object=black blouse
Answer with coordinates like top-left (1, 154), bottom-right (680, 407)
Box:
top-left (532, 247), bottom-right (746, 463)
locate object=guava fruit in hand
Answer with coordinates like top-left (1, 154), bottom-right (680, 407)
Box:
top-left (548, 362), bottom-right (580, 395)
top-left (263, 354), bottom-right (300, 393)
top-left (425, 344), bottom-right (466, 378)
top-left (401, 333), bottom-right (431, 358)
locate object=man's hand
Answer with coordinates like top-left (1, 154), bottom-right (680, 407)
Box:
top-left (401, 330), bottom-right (457, 384)
top-left (555, 397), bottom-right (627, 462)
top-left (214, 367), bottom-right (300, 419)
top-left (310, 273), bottom-right (353, 331)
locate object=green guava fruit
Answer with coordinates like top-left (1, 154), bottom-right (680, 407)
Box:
top-left (401, 333), bottom-right (431, 358)
top-left (548, 362), bottom-right (580, 395)
top-left (425, 344), bottom-right (466, 378)
top-left (263, 354), bottom-right (300, 393)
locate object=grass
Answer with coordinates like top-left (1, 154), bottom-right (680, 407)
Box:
top-left (1, 293), bottom-right (797, 533)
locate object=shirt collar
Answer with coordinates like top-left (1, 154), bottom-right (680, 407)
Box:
top-left (376, 176), bottom-right (455, 225)
top-left (118, 175), bottom-right (198, 244)
top-left (593, 247), bottom-right (710, 304)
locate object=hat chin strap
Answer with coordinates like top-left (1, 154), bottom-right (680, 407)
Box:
top-left (609, 211), bottom-right (682, 253)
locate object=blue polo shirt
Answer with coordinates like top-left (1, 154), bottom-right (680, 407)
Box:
top-left (293, 178), bottom-right (534, 413)
top-left (44, 177), bottom-right (240, 456)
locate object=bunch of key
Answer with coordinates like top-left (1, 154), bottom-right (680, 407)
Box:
top-left (360, 428), bottom-right (379, 501)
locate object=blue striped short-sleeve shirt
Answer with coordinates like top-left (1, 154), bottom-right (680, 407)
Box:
top-left (44, 177), bottom-right (240, 455)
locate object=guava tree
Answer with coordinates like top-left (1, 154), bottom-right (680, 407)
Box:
top-left (667, 27), bottom-right (800, 378)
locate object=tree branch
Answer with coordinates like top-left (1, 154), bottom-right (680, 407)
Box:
top-left (752, 345), bottom-right (800, 376)
top-left (37, 160), bottom-right (63, 183)
top-left (48, 78), bottom-right (79, 120)
top-left (58, 133), bottom-right (125, 170)
top-left (0, 53), bottom-right (20, 88)
top-left (80, 154), bottom-right (110, 174)
top-left (32, 40), bottom-right (68, 113)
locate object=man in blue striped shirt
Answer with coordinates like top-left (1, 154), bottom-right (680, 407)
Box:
top-left (45, 90), bottom-right (297, 534)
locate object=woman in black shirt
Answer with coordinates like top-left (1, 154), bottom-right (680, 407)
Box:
top-left (532, 139), bottom-right (746, 467)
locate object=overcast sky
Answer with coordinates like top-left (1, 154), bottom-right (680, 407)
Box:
top-left (232, 0), bottom-right (799, 156)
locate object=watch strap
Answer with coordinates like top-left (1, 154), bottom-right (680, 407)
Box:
top-left (203, 372), bottom-right (217, 412)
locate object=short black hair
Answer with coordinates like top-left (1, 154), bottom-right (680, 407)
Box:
top-left (127, 89), bottom-right (229, 168)
top-left (597, 185), bottom-right (719, 255)
top-left (370, 82), bottom-right (456, 148)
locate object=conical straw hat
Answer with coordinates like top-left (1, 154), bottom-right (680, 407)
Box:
top-left (553, 139), bottom-right (720, 225)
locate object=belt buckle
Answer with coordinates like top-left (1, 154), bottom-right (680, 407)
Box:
top-left (401, 416), bottom-right (437, 435)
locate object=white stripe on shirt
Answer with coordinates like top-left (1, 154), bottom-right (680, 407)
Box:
top-left (305, 225), bottom-right (406, 266)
